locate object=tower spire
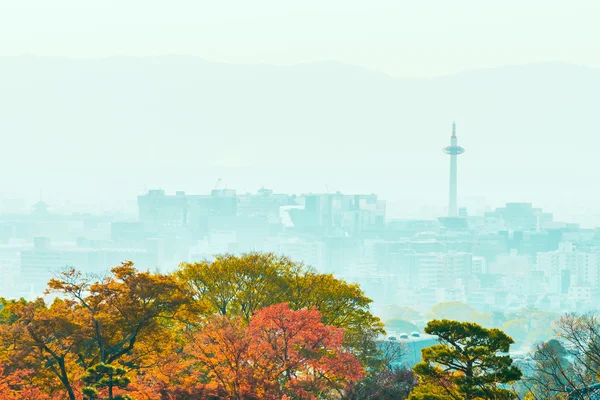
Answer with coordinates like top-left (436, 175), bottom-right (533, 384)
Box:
top-left (443, 121), bottom-right (465, 217)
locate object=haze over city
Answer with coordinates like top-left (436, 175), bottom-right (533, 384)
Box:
top-left (2, 2), bottom-right (600, 399)
top-left (1, 1), bottom-right (600, 225)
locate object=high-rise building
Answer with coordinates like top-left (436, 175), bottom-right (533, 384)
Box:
top-left (486, 203), bottom-right (553, 232)
top-left (537, 242), bottom-right (600, 289)
top-left (404, 251), bottom-right (473, 290)
top-left (288, 193), bottom-right (385, 236)
top-left (137, 189), bottom-right (237, 233)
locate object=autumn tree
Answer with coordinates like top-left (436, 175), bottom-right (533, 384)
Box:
top-left (411, 319), bottom-right (522, 400)
top-left (522, 312), bottom-right (600, 399)
top-left (0, 363), bottom-right (51, 400)
top-left (186, 303), bottom-right (364, 399)
top-left (0, 262), bottom-right (192, 399)
top-left (1, 298), bottom-right (87, 400)
top-left (178, 253), bottom-right (385, 369)
top-left (554, 313), bottom-right (600, 384)
top-left (287, 272), bottom-right (385, 370)
top-left (521, 339), bottom-right (572, 400)
top-left (124, 346), bottom-right (214, 400)
top-left (0, 254), bottom-right (392, 398)
top-left (177, 253), bottom-right (287, 319)
top-left (251, 303), bottom-right (365, 397)
top-left (185, 314), bottom-right (250, 399)
top-left (47, 263), bottom-right (189, 367)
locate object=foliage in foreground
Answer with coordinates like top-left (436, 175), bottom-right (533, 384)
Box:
top-left (0, 253), bottom-right (380, 399)
top-left (10, 253), bottom-right (600, 399)
top-left (187, 303), bottom-right (364, 399)
top-left (410, 319), bottom-right (522, 400)
top-left (520, 312), bottom-right (600, 399)
top-left (177, 253), bottom-right (385, 369)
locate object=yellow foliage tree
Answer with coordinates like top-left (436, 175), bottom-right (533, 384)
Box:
top-left (177, 253), bottom-right (385, 369)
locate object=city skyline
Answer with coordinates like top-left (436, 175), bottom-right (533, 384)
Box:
top-left (2, 55), bottom-right (599, 226)
top-left (3, 183), bottom-right (597, 324)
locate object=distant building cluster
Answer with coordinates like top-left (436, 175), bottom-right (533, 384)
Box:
top-left (1, 188), bottom-right (599, 317)
top-left (2, 122), bottom-right (600, 315)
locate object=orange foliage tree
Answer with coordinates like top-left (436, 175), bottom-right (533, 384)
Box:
top-left (0, 297), bottom-right (87, 399)
top-left (0, 364), bottom-right (51, 400)
top-left (0, 262), bottom-right (193, 399)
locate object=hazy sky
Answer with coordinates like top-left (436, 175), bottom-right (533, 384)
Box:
top-left (1, 0), bottom-right (599, 77)
top-left (2, 1), bottom-right (600, 226)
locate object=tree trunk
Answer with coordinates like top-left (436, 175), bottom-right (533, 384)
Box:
top-left (58, 359), bottom-right (77, 400)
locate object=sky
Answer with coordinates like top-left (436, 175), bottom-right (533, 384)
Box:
top-left (1, 0), bottom-right (599, 77)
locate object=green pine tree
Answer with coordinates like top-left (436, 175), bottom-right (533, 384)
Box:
top-left (411, 319), bottom-right (522, 400)
top-left (82, 362), bottom-right (134, 400)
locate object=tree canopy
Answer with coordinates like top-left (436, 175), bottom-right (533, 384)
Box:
top-left (186, 303), bottom-right (364, 399)
top-left (0, 253), bottom-right (385, 399)
top-left (177, 253), bottom-right (385, 369)
top-left (411, 319), bottom-right (522, 400)
top-left (0, 253), bottom-right (542, 399)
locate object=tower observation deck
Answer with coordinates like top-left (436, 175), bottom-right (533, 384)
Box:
top-left (443, 121), bottom-right (465, 217)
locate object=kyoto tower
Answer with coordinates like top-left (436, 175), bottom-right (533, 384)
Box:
top-left (443, 121), bottom-right (465, 217)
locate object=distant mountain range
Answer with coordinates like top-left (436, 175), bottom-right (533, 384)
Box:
top-left (1, 56), bottom-right (599, 221)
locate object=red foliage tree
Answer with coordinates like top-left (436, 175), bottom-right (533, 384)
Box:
top-left (0, 364), bottom-right (50, 400)
top-left (187, 303), bottom-right (364, 399)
